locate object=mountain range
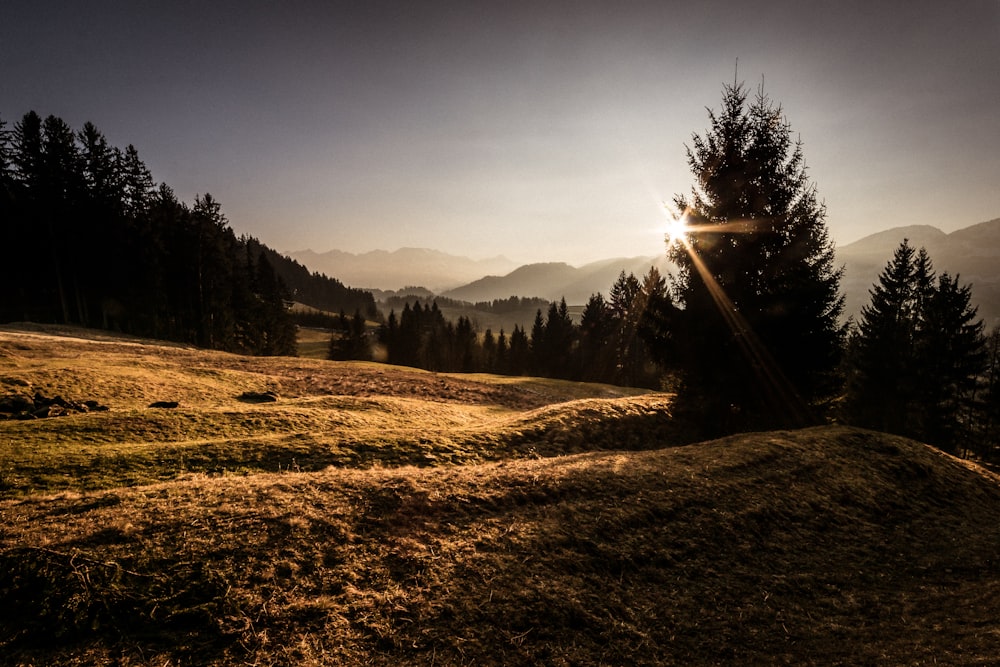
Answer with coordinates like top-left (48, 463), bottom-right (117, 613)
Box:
top-left (290, 218), bottom-right (1000, 327)
top-left (286, 248), bottom-right (519, 292)
top-left (441, 256), bottom-right (675, 304)
top-left (837, 218), bottom-right (1000, 327)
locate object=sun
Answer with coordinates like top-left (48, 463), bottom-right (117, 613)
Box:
top-left (664, 211), bottom-right (690, 249)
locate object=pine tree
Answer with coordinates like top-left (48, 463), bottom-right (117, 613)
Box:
top-left (543, 298), bottom-right (575, 378)
top-left (844, 240), bottom-right (921, 434)
top-left (579, 293), bottom-right (614, 382)
top-left (529, 309), bottom-right (546, 375)
top-left (509, 325), bottom-right (530, 376)
top-left (496, 329), bottom-right (509, 374)
top-left (658, 82), bottom-right (843, 433)
top-left (914, 272), bottom-right (986, 452)
top-left (0, 115), bottom-right (19, 322)
top-left (981, 327), bottom-right (1000, 460)
top-left (845, 241), bottom-right (986, 452)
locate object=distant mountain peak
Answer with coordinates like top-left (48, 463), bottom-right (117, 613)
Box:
top-left (286, 247), bottom-right (521, 291)
top-left (837, 216), bottom-right (1000, 326)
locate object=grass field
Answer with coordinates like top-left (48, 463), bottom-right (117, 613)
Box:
top-left (3, 324), bottom-right (1000, 665)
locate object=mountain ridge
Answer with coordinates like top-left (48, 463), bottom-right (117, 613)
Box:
top-left (290, 217), bottom-right (1000, 324)
top-left (286, 247), bottom-right (519, 292)
top-left (837, 217), bottom-right (1000, 325)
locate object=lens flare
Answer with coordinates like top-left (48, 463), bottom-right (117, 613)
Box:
top-left (661, 205), bottom-right (690, 250)
top-left (662, 206), bottom-right (811, 427)
top-left (665, 214), bottom-right (689, 248)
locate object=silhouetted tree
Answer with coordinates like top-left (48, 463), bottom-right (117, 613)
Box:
top-left (542, 298), bottom-right (576, 378)
top-left (454, 315), bottom-right (479, 372)
top-left (845, 241), bottom-right (986, 452)
top-left (579, 293), bottom-right (615, 382)
top-left (328, 309), bottom-right (370, 361)
top-left (844, 240), bottom-right (925, 434)
top-left (508, 325), bottom-right (530, 375)
top-left (654, 82), bottom-right (843, 434)
top-left (529, 309), bottom-right (547, 375)
top-left (496, 328), bottom-right (509, 373)
top-left (482, 328), bottom-right (497, 372)
top-left (980, 327), bottom-right (1000, 460)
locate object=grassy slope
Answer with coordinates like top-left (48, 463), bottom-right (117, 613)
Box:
top-left (3, 326), bottom-right (1000, 665)
top-left (0, 325), bottom-right (667, 497)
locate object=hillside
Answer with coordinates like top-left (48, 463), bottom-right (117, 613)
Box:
top-left (442, 255), bottom-right (673, 304)
top-left (3, 326), bottom-right (1000, 665)
top-left (837, 217), bottom-right (1000, 326)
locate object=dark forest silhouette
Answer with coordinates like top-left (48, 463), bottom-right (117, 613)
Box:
top-left (348, 268), bottom-right (666, 388)
top-left (0, 111), bottom-right (376, 355)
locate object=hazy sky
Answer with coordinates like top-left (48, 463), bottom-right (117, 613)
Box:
top-left (4, 1), bottom-right (999, 265)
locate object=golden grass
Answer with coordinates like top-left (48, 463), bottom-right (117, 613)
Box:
top-left (296, 326), bottom-right (332, 360)
top-left (3, 325), bottom-right (1000, 665)
top-left (0, 326), bottom-right (675, 497)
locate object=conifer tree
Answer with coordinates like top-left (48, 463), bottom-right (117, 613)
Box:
top-left (579, 293), bottom-right (614, 382)
top-left (529, 309), bottom-right (546, 375)
top-left (543, 298), bottom-right (575, 378)
top-left (496, 329), bottom-right (509, 374)
top-left (845, 240), bottom-right (986, 452)
top-left (657, 82), bottom-right (843, 433)
top-left (918, 273), bottom-right (986, 451)
top-left (844, 240), bottom-right (921, 434)
top-left (980, 327), bottom-right (1000, 460)
top-left (509, 325), bottom-right (530, 375)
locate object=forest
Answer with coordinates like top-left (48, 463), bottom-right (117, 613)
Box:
top-left (0, 111), bottom-right (376, 356)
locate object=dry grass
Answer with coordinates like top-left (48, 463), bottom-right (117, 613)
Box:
top-left (3, 325), bottom-right (1000, 665)
top-left (296, 327), bottom-right (333, 360)
top-left (0, 325), bottom-right (671, 497)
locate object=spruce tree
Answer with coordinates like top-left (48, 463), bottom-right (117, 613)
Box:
top-left (918, 272), bottom-right (986, 452)
top-left (981, 327), bottom-right (1000, 460)
top-left (844, 240), bottom-right (921, 434)
top-left (845, 240), bottom-right (986, 452)
top-left (509, 325), bottom-right (530, 376)
top-left (579, 293), bottom-right (614, 382)
top-left (659, 82), bottom-right (843, 433)
top-left (529, 309), bottom-right (547, 375)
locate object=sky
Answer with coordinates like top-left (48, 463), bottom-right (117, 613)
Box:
top-left (3, 0), bottom-right (999, 266)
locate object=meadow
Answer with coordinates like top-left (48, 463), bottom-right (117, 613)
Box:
top-left (2, 324), bottom-right (1000, 665)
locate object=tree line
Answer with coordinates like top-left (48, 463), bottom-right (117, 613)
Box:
top-left (330, 267), bottom-right (669, 388)
top-left (0, 111), bottom-right (376, 354)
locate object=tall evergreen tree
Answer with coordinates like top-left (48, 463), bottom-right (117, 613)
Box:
top-left (579, 293), bottom-right (614, 382)
top-left (918, 272), bottom-right (986, 452)
top-left (844, 240), bottom-right (922, 434)
top-left (656, 82), bottom-right (843, 433)
top-left (845, 241), bottom-right (986, 452)
top-left (542, 298), bottom-right (576, 378)
top-left (529, 309), bottom-right (547, 375)
top-left (0, 115), bottom-right (18, 321)
top-left (508, 325), bottom-right (530, 376)
top-left (980, 327), bottom-right (1000, 460)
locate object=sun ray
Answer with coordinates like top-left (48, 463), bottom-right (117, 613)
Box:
top-left (664, 206), bottom-right (811, 427)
